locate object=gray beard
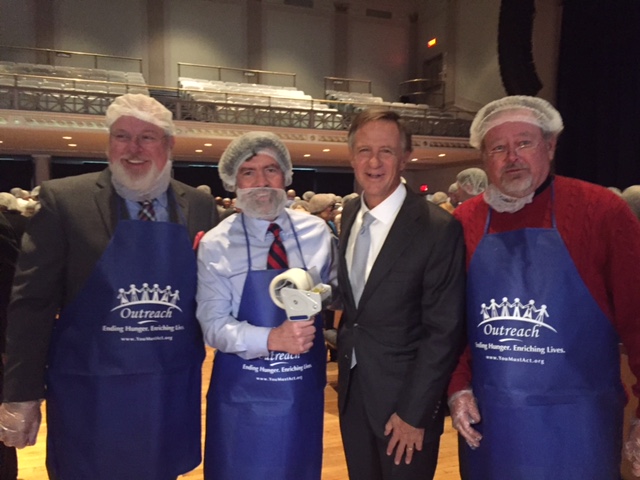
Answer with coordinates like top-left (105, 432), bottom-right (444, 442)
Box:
top-left (235, 187), bottom-right (287, 220)
top-left (110, 160), bottom-right (173, 202)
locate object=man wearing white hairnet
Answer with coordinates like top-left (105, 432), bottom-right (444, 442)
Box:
top-left (0, 94), bottom-right (218, 480)
top-left (447, 95), bottom-right (640, 479)
top-left (196, 131), bottom-right (336, 480)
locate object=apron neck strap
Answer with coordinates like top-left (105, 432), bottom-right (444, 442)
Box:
top-left (241, 211), bottom-right (307, 271)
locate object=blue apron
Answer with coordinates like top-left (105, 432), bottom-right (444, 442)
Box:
top-left (464, 184), bottom-right (624, 479)
top-left (204, 213), bottom-right (326, 480)
top-left (46, 215), bottom-right (204, 480)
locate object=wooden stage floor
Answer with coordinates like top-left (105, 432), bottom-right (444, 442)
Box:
top-left (16, 347), bottom-right (462, 480)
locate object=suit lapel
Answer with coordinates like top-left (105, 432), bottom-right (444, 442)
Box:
top-left (357, 191), bottom-right (423, 309)
top-left (168, 179), bottom-right (189, 226)
top-left (94, 168), bottom-right (118, 238)
top-left (339, 199), bottom-right (360, 310)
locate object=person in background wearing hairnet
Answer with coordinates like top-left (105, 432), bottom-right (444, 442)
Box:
top-left (447, 95), bottom-right (640, 479)
top-left (455, 167), bottom-right (487, 204)
top-left (196, 131), bottom-right (337, 480)
top-left (622, 185), bottom-right (640, 220)
top-left (0, 94), bottom-right (218, 480)
top-left (430, 191), bottom-right (455, 214)
top-left (448, 182), bottom-right (461, 208)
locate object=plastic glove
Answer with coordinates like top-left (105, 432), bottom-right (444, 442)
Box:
top-left (625, 418), bottom-right (640, 477)
top-left (448, 389), bottom-right (482, 449)
top-left (0, 401), bottom-right (42, 448)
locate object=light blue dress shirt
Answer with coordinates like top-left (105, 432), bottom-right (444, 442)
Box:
top-left (196, 208), bottom-right (337, 360)
top-left (124, 191), bottom-right (170, 222)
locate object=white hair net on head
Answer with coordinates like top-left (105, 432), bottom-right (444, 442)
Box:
top-left (448, 182), bottom-right (459, 194)
top-left (430, 192), bottom-right (448, 205)
top-left (218, 131), bottom-right (292, 192)
top-left (469, 95), bottom-right (564, 149)
top-left (106, 94), bottom-right (175, 136)
top-left (622, 185), bottom-right (640, 219)
top-left (0, 192), bottom-right (17, 210)
top-left (457, 167), bottom-right (488, 196)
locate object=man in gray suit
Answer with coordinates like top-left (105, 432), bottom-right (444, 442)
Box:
top-left (337, 109), bottom-right (465, 480)
top-left (0, 94), bottom-right (218, 480)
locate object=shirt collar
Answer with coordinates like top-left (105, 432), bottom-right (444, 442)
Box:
top-left (242, 210), bottom-right (291, 241)
top-left (359, 183), bottom-right (406, 225)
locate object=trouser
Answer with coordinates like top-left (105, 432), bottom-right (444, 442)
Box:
top-left (339, 367), bottom-right (440, 480)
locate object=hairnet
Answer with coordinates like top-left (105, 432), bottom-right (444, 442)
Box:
top-left (622, 185), bottom-right (640, 219)
top-left (430, 192), bottom-right (449, 205)
top-left (218, 131), bottom-right (292, 192)
top-left (457, 167), bottom-right (488, 195)
top-left (448, 182), bottom-right (459, 194)
top-left (341, 192), bottom-right (358, 207)
top-left (469, 95), bottom-right (564, 149)
top-left (302, 191), bottom-right (315, 201)
top-left (308, 193), bottom-right (336, 214)
top-left (106, 94), bottom-right (175, 136)
top-left (0, 192), bottom-right (17, 210)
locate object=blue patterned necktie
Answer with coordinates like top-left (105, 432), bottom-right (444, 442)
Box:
top-left (138, 200), bottom-right (156, 221)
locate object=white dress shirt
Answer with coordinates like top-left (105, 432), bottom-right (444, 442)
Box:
top-left (346, 183), bottom-right (407, 283)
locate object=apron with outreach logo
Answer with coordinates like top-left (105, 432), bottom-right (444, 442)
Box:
top-left (465, 185), bottom-right (624, 480)
top-left (46, 217), bottom-right (204, 480)
top-left (205, 213), bottom-right (326, 480)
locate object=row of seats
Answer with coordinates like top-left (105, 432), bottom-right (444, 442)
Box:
top-left (0, 61), bottom-right (149, 114)
top-left (325, 89), bottom-right (445, 119)
top-left (179, 77), bottom-right (335, 112)
top-left (0, 61), bottom-right (149, 95)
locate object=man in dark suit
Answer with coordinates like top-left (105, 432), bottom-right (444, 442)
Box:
top-left (337, 108), bottom-right (466, 480)
top-left (0, 214), bottom-right (18, 480)
top-left (0, 94), bottom-right (218, 480)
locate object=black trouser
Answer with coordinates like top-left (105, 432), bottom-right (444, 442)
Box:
top-left (339, 367), bottom-right (440, 480)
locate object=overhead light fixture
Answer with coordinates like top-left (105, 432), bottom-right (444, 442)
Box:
top-left (411, 158), bottom-right (418, 162)
top-left (63, 136), bottom-right (72, 140)
top-left (322, 148), bottom-right (330, 152)
top-left (438, 153), bottom-right (446, 157)
top-left (204, 143), bottom-right (212, 147)
top-left (303, 154), bottom-right (311, 157)
top-left (68, 143), bottom-right (77, 147)
top-left (195, 149), bottom-right (203, 153)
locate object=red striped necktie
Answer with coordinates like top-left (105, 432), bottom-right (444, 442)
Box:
top-left (267, 223), bottom-right (288, 269)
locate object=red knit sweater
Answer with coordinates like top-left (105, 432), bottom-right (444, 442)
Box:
top-left (448, 176), bottom-right (640, 416)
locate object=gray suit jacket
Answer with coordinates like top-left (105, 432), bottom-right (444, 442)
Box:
top-left (337, 188), bottom-right (466, 441)
top-left (3, 168), bottom-right (218, 401)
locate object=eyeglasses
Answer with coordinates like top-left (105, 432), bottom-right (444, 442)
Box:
top-left (487, 140), bottom-right (541, 161)
top-left (353, 147), bottom-right (398, 162)
top-left (110, 132), bottom-right (166, 147)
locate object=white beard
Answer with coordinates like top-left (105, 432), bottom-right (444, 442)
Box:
top-left (110, 159), bottom-right (173, 202)
top-left (483, 183), bottom-right (534, 213)
top-left (235, 187), bottom-right (287, 220)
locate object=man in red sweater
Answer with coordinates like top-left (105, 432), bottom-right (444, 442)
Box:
top-left (447, 95), bottom-right (640, 479)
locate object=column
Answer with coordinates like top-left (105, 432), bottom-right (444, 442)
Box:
top-left (32, 154), bottom-right (52, 185)
top-left (333, 2), bottom-right (349, 78)
top-left (147, 0), bottom-right (166, 87)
